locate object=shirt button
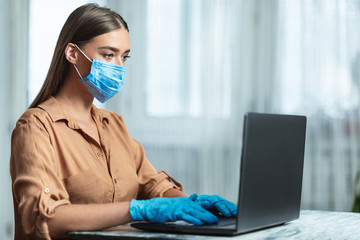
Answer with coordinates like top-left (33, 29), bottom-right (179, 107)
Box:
top-left (44, 188), bottom-right (50, 194)
top-left (114, 179), bottom-right (117, 184)
top-left (97, 152), bottom-right (103, 157)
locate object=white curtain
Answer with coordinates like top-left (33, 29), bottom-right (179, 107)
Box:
top-left (276, 0), bottom-right (360, 211)
top-left (108, 0), bottom-right (360, 211)
top-left (0, 0), bottom-right (29, 239)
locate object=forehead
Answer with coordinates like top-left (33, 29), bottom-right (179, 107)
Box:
top-left (84, 28), bottom-right (130, 50)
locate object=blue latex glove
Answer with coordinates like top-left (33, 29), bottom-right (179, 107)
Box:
top-left (129, 197), bottom-right (218, 225)
top-left (189, 194), bottom-right (238, 218)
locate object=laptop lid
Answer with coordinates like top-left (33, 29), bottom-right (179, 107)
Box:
top-left (131, 112), bottom-right (307, 236)
top-left (236, 112), bottom-right (306, 233)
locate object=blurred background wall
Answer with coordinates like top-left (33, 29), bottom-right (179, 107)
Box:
top-left (1, 0), bottom-right (360, 239)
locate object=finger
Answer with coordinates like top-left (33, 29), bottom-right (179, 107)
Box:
top-left (188, 193), bottom-right (198, 201)
top-left (221, 199), bottom-right (238, 216)
top-left (197, 198), bottom-right (212, 209)
top-left (228, 203), bottom-right (238, 216)
top-left (189, 207), bottom-right (218, 224)
top-left (213, 202), bottom-right (231, 217)
top-left (179, 213), bottom-right (203, 226)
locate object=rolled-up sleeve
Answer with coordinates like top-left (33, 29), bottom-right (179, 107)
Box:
top-left (131, 139), bottom-right (183, 199)
top-left (11, 117), bottom-right (70, 240)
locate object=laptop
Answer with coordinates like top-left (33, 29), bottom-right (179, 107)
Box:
top-left (131, 112), bottom-right (307, 236)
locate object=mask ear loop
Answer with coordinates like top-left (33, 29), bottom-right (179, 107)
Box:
top-left (73, 64), bottom-right (84, 79)
top-left (72, 43), bottom-right (93, 79)
top-left (74, 44), bottom-right (93, 62)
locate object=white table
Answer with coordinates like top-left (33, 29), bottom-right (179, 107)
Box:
top-left (68, 210), bottom-right (360, 240)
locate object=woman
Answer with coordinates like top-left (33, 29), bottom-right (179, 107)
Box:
top-left (10, 4), bottom-right (237, 240)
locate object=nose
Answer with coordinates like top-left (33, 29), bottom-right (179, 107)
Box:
top-left (116, 57), bottom-right (125, 66)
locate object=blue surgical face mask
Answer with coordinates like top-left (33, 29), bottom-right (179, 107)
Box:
top-left (73, 44), bottom-right (126, 103)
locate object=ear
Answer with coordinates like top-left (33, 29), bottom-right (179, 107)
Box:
top-left (65, 43), bottom-right (79, 64)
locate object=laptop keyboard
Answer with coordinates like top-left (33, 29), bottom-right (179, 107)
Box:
top-left (202, 217), bottom-right (236, 229)
top-left (216, 217), bottom-right (236, 226)
top-left (171, 217), bottom-right (236, 229)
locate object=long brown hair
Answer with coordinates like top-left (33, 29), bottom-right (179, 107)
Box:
top-left (29, 3), bottom-right (129, 108)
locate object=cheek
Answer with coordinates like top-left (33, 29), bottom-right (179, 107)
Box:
top-left (77, 59), bottom-right (92, 77)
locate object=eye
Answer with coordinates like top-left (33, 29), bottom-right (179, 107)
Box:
top-left (121, 55), bottom-right (131, 62)
top-left (102, 53), bottom-right (114, 59)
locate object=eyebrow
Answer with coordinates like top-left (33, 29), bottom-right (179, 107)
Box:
top-left (98, 46), bottom-right (130, 54)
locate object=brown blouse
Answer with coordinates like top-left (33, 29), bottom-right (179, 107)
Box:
top-left (10, 96), bottom-right (181, 240)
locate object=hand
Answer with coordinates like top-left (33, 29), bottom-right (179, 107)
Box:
top-left (189, 194), bottom-right (238, 218)
top-left (129, 197), bottom-right (218, 225)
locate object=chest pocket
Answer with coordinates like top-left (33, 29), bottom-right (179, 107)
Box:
top-left (63, 167), bottom-right (113, 204)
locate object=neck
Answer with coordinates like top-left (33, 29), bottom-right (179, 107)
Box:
top-left (55, 68), bottom-right (94, 122)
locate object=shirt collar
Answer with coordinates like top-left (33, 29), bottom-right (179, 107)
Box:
top-left (91, 104), bottom-right (110, 125)
top-left (37, 96), bottom-right (110, 128)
